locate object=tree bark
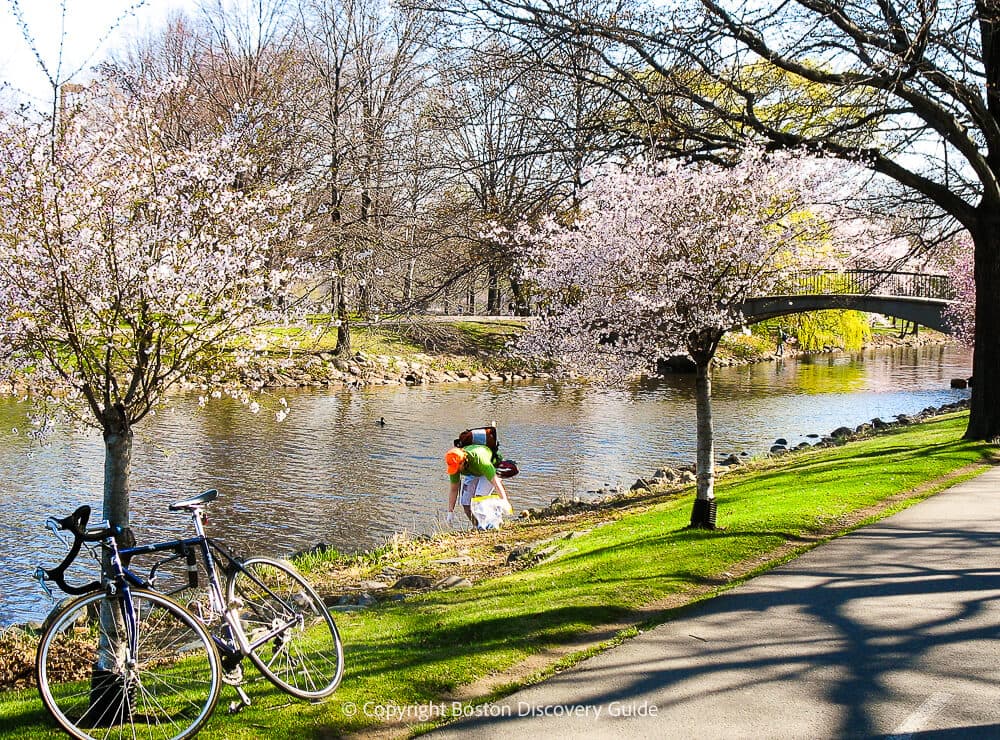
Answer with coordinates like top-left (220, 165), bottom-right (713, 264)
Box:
top-left (405, 257), bottom-right (415, 302)
top-left (102, 403), bottom-right (132, 529)
top-left (689, 355), bottom-right (717, 529)
top-left (487, 263), bottom-right (501, 314)
top-left (965, 215), bottom-right (1000, 439)
top-left (509, 278), bottom-right (530, 316)
top-left (97, 403), bottom-right (132, 680)
top-left (334, 250), bottom-right (351, 356)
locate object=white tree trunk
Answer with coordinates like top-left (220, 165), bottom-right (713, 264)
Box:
top-left (694, 358), bottom-right (715, 503)
top-left (689, 356), bottom-right (718, 529)
top-left (98, 405), bottom-right (132, 672)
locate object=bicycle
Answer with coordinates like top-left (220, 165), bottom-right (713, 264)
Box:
top-left (33, 488), bottom-right (344, 740)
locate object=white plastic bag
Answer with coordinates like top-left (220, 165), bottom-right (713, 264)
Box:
top-left (471, 494), bottom-right (512, 530)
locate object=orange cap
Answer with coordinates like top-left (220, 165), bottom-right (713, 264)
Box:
top-left (445, 447), bottom-right (467, 475)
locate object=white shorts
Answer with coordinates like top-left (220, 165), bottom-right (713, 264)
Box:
top-left (460, 476), bottom-right (494, 506)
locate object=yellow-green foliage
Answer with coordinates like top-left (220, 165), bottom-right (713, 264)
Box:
top-left (720, 330), bottom-right (772, 360)
top-left (626, 61), bottom-right (882, 149)
top-left (790, 310), bottom-right (872, 351)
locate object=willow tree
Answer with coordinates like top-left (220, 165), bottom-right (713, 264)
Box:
top-left (0, 80), bottom-right (308, 532)
top-left (517, 149), bottom-right (835, 528)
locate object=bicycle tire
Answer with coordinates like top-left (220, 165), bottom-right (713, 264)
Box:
top-left (226, 557), bottom-right (343, 700)
top-left (36, 589), bottom-right (222, 740)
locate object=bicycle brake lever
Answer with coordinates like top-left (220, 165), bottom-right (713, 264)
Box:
top-left (34, 566), bottom-right (54, 599)
top-left (45, 518), bottom-right (72, 549)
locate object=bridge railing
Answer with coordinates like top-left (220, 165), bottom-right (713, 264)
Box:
top-left (777, 270), bottom-right (953, 300)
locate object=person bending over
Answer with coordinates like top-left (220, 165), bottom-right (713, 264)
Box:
top-left (445, 445), bottom-right (510, 526)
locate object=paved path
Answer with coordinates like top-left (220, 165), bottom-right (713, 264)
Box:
top-left (430, 468), bottom-right (1000, 739)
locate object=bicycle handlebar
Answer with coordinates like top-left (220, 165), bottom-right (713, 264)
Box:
top-left (36, 504), bottom-right (122, 596)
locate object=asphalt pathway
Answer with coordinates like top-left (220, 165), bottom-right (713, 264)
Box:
top-left (429, 467), bottom-right (1000, 739)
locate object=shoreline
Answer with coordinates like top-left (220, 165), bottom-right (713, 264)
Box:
top-left (0, 397), bottom-right (970, 640)
top-left (0, 334), bottom-right (967, 634)
top-left (3, 413), bottom-right (990, 737)
top-left (0, 328), bottom-right (958, 399)
top-left (226, 329), bottom-right (958, 391)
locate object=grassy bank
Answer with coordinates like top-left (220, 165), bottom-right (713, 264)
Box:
top-left (228, 316), bottom-right (949, 384)
top-left (0, 412), bottom-right (992, 739)
top-left (246, 318), bottom-right (528, 366)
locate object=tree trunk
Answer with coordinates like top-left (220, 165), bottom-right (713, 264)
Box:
top-left (102, 403), bottom-right (132, 529)
top-left (358, 278), bottom-right (371, 319)
top-left (334, 250), bottom-right (351, 357)
top-left (404, 258), bottom-right (415, 302)
top-left (95, 403), bottom-right (132, 692)
top-left (509, 278), bottom-right (530, 316)
top-left (965, 218), bottom-right (1000, 440)
top-left (487, 263), bottom-right (501, 314)
top-left (689, 356), bottom-right (717, 529)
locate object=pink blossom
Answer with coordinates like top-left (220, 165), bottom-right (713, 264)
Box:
top-left (516, 148), bottom-right (846, 376)
top-left (0, 79), bottom-right (312, 427)
top-left (942, 235), bottom-right (974, 346)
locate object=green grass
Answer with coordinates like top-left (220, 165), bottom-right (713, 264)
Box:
top-left (388, 319), bottom-right (526, 360)
top-left (1, 412), bottom-right (992, 739)
top-left (203, 318), bottom-right (528, 372)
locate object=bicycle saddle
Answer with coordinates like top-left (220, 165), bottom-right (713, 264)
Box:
top-left (169, 489), bottom-right (220, 511)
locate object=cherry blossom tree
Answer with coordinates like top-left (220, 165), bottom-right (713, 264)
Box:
top-left (0, 80), bottom-right (309, 532)
top-left (944, 237), bottom-right (975, 347)
top-left (518, 149), bottom-right (836, 528)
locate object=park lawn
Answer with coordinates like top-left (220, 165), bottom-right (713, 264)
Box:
top-left (198, 318), bottom-right (530, 380)
top-left (0, 412), bottom-right (992, 739)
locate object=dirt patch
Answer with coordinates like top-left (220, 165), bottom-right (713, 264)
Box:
top-left (307, 486), bottom-right (683, 602)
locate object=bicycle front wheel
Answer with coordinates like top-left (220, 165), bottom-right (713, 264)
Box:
top-left (226, 557), bottom-right (343, 700)
top-left (36, 589), bottom-right (221, 740)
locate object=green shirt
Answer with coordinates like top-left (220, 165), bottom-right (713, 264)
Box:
top-left (449, 444), bottom-right (497, 484)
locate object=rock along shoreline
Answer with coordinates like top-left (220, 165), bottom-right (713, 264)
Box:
top-left (223, 330), bottom-right (957, 391)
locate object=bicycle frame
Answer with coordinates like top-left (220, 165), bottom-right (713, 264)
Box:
top-left (116, 508), bottom-right (302, 665)
top-left (38, 502), bottom-right (302, 679)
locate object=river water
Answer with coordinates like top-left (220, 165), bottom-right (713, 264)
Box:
top-left (0, 344), bottom-right (971, 626)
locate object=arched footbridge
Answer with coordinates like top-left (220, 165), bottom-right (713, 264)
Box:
top-left (741, 270), bottom-right (954, 333)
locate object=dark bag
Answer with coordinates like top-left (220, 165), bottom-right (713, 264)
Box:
top-left (495, 459), bottom-right (519, 478)
top-left (454, 426), bottom-right (501, 464)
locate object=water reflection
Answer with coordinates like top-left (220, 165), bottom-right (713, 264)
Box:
top-left (0, 344), bottom-right (971, 626)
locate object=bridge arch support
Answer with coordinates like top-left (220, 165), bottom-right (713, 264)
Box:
top-left (739, 294), bottom-right (953, 334)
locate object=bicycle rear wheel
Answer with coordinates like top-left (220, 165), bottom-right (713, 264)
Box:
top-left (36, 589), bottom-right (221, 740)
top-left (226, 557), bottom-right (343, 700)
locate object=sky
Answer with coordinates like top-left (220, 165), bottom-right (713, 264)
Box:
top-left (0, 0), bottom-right (199, 108)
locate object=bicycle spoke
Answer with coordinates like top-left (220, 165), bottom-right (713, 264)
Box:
top-left (227, 558), bottom-right (343, 700)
